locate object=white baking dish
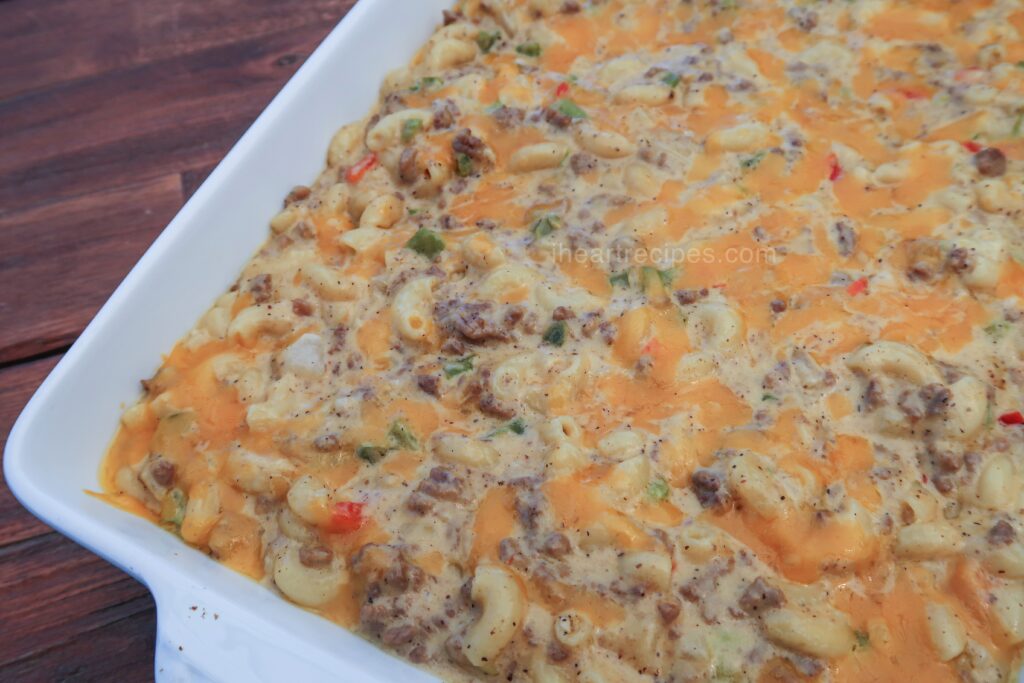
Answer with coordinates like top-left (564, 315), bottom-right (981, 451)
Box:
top-left (9, 2), bottom-right (1023, 681)
top-left (3, 1), bottom-right (450, 680)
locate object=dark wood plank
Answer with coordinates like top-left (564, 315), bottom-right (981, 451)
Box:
top-left (0, 596), bottom-right (156, 682)
top-left (0, 21), bottom-right (335, 218)
top-left (0, 0), bottom-right (357, 362)
top-left (0, 354), bottom-right (60, 545)
top-left (0, 175), bottom-right (184, 363)
top-left (0, 533), bottom-right (154, 669)
top-left (0, 0), bottom-right (355, 101)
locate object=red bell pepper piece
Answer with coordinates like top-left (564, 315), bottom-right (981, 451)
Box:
top-left (998, 411), bottom-right (1024, 426)
top-left (954, 67), bottom-right (984, 83)
top-left (641, 338), bottom-right (662, 356)
top-left (898, 88), bottom-right (927, 100)
top-left (328, 501), bottom-right (365, 532)
top-left (962, 140), bottom-right (982, 153)
top-left (345, 152), bottom-right (378, 184)
top-left (827, 153), bottom-right (842, 182)
top-left (846, 277), bottom-right (868, 296)
top-left (555, 82), bottom-right (570, 98)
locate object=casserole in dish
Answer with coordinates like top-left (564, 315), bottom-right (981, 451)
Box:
top-left (8, 0), bottom-right (1024, 681)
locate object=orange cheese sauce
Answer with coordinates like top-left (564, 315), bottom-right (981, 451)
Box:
top-left (831, 568), bottom-right (961, 683)
top-left (713, 506), bottom-right (880, 584)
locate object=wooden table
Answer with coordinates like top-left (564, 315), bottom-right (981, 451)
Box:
top-left (0, 1), bottom-right (355, 678)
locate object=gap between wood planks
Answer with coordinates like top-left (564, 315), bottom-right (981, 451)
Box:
top-left (0, 343), bottom-right (68, 373)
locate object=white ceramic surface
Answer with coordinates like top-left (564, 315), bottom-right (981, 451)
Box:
top-left (4, 1), bottom-right (449, 680)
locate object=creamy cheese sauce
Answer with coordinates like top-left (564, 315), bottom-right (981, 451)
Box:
top-left (102, 1), bottom-right (1024, 680)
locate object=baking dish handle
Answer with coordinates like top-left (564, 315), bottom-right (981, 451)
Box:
top-left (150, 570), bottom-right (313, 683)
top-left (155, 631), bottom-right (217, 683)
top-left (152, 580), bottom-right (226, 683)
top-left (149, 573), bottom-right (345, 683)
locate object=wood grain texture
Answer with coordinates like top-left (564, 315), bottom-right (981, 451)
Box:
top-left (0, 533), bottom-right (155, 679)
top-left (0, 0), bottom-right (359, 678)
top-left (0, 0), bottom-right (352, 100)
top-left (0, 175), bottom-right (184, 364)
top-left (0, 0), bottom-right (358, 360)
top-left (0, 24), bottom-right (327, 216)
